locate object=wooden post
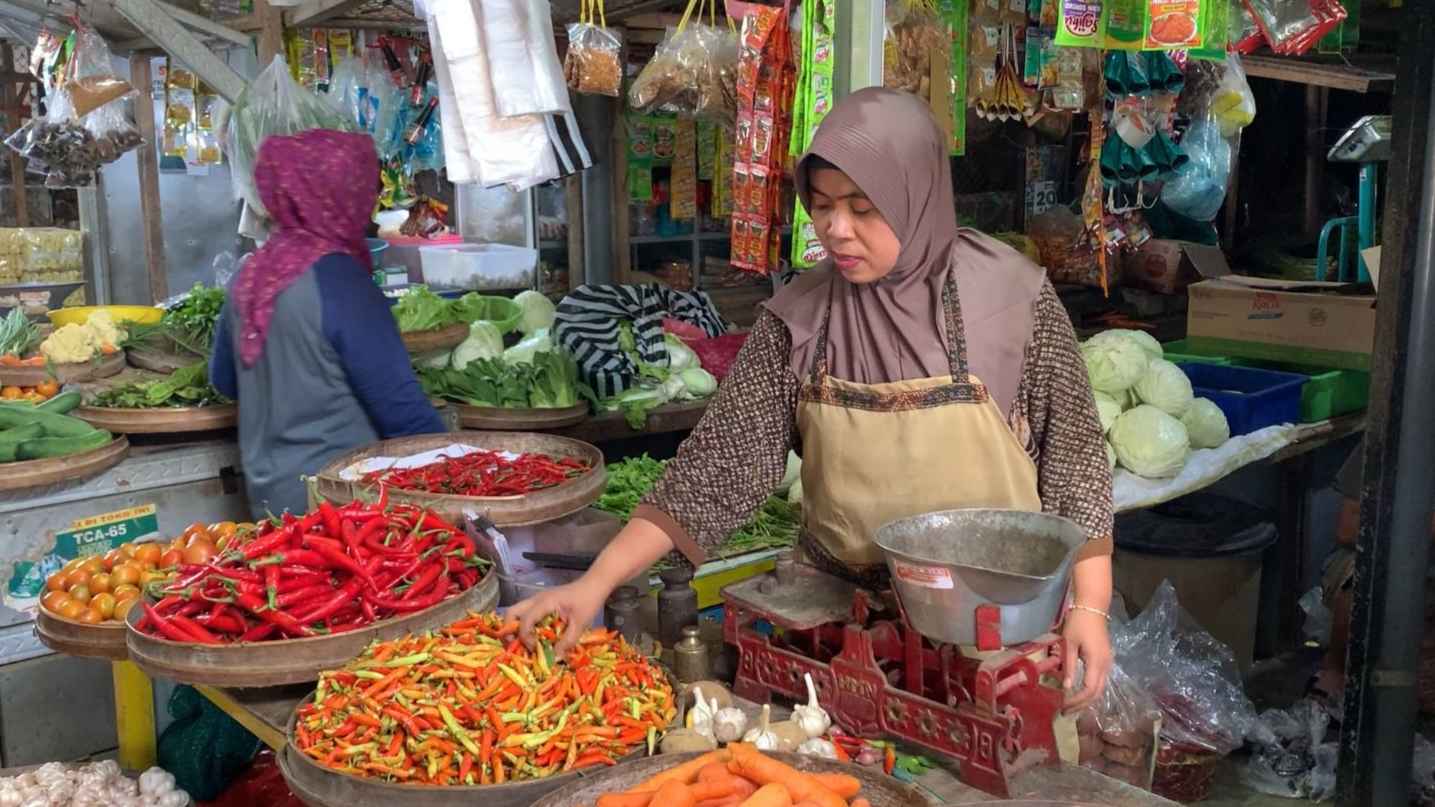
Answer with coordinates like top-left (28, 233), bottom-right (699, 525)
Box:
top-left (565, 173), bottom-right (585, 291)
top-left (258, 0), bottom-right (286, 65)
top-left (1, 44), bottom-right (27, 228)
top-left (129, 55), bottom-right (168, 304)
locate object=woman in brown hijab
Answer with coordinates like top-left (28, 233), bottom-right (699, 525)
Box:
top-left (513, 88), bottom-right (1114, 707)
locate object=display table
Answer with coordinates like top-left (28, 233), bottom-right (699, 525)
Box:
top-left (552, 400), bottom-right (709, 443)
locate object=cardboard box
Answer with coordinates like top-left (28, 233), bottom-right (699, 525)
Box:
top-left (1123, 239), bottom-right (1219, 296)
top-left (1187, 277), bottom-right (1377, 371)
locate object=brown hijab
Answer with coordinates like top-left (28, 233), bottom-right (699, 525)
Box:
top-left (763, 88), bottom-right (1044, 416)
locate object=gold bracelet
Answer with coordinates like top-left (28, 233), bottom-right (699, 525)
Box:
top-left (1067, 604), bottom-right (1110, 621)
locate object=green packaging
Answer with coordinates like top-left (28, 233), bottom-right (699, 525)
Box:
top-left (790, 0), bottom-right (838, 268)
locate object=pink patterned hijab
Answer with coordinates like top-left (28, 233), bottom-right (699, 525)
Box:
top-left (232, 129), bottom-right (378, 367)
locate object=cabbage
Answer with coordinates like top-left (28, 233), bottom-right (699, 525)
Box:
top-left (1110, 404), bottom-right (1190, 478)
top-left (503, 328), bottom-right (553, 365)
top-left (1181, 397), bottom-right (1230, 449)
top-left (665, 335), bottom-right (700, 371)
top-left (1093, 391), bottom-right (1122, 434)
top-left (1081, 336), bottom-right (1150, 394)
top-left (417, 350), bottom-right (452, 370)
top-left (1106, 441), bottom-right (1116, 472)
top-left (513, 290), bottom-right (556, 335)
top-left (452, 321), bottom-right (505, 370)
top-left (1087, 328), bottom-right (1162, 362)
top-left (679, 367), bottom-right (717, 397)
top-left (1133, 359), bottom-right (1194, 417)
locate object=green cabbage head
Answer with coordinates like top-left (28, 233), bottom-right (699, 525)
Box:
top-left (1110, 404), bottom-right (1190, 478)
top-left (1133, 359), bottom-right (1194, 417)
top-left (1093, 391), bottom-right (1123, 434)
top-left (1181, 397), bottom-right (1230, 449)
top-left (1082, 336), bottom-right (1151, 394)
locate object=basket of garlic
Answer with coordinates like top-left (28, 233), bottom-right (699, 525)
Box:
top-left (0, 760), bottom-right (191, 807)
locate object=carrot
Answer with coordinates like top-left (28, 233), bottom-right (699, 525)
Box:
top-left (738, 783), bottom-right (793, 807)
top-left (597, 794), bottom-right (656, 807)
top-left (628, 750), bottom-right (731, 793)
top-left (690, 779), bottom-right (741, 802)
top-left (699, 763), bottom-right (736, 783)
top-left (727, 747), bottom-right (846, 807)
top-left (697, 797), bottom-right (745, 807)
top-left (654, 779), bottom-right (699, 807)
top-left (809, 773), bottom-right (861, 799)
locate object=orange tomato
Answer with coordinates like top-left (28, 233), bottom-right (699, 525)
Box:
top-left (119, 543), bottom-right (138, 559)
top-left (159, 548), bottom-right (184, 569)
top-left (40, 591), bottom-right (69, 612)
top-left (182, 539), bottom-right (218, 566)
top-left (211, 521), bottom-right (238, 540)
top-left (114, 598), bottom-right (138, 621)
top-left (0, 386), bottom-right (21, 400)
top-left (45, 573), bottom-right (66, 593)
top-left (65, 569), bottom-right (91, 590)
top-left (34, 381), bottom-right (59, 398)
top-left (110, 565), bottom-right (140, 587)
top-left (77, 607), bottom-right (104, 625)
top-left (90, 593), bottom-right (116, 620)
top-left (112, 585), bottom-right (140, 602)
top-left (139, 570), bottom-right (167, 587)
top-left (89, 572), bottom-right (112, 593)
top-left (132, 543), bottom-right (162, 565)
top-left (62, 557), bottom-right (87, 574)
top-left (80, 556), bottom-right (104, 575)
top-left (66, 584), bottom-right (92, 605)
top-left (57, 599), bottom-right (86, 620)
top-left (103, 548), bottom-right (124, 570)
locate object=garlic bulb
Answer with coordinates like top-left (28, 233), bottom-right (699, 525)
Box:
top-left (793, 673), bottom-right (832, 739)
top-left (798, 738), bottom-right (839, 759)
top-left (687, 689), bottom-right (717, 736)
top-left (712, 706), bottom-right (748, 743)
top-left (158, 790), bottom-right (191, 807)
top-left (742, 704), bottom-right (781, 751)
top-left (139, 767), bottom-right (177, 797)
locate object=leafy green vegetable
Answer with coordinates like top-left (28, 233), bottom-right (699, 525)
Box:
top-left (450, 293), bottom-right (523, 333)
top-left (419, 350), bottom-right (593, 410)
top-left (392, 286), bottom-right (459, 333)
top-left (453, 321), bottom-right (504, 370)
top-left (596, 455), bottom-right (800, 568)
top-left (0, 309), bottom-right (40, 357)
top-left (125, 283), bottom-right (226, 356)
top-left (503, 329), bottom-right (554, 365)
top-left (513, 290), bottom-right (557, 335)
top-left (91, 361), bottom-right (229, 408)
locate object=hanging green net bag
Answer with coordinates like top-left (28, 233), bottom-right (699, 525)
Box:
top-left (157, 685), bottom-right (262, 801)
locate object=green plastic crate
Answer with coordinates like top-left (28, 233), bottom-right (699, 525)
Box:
top-left (1232, 360), bottom-right (1370, 422)
top-left (1161, 339), bottom-right (1236, 366)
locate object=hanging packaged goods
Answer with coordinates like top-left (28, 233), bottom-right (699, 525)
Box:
top-left (730, 2), bottom-right (797, 275)
top-left (565, 0), bottom-right (625, 97)
top-left (5, 25), bottom-right (142, 188)
top-left (789, 0), bottom-right (837, 268)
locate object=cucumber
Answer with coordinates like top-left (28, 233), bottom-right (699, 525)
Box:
top-left (38, 391), bottom-right (81, 414)
top-left (0, 424), bottom-right (42, 462)
top-left (0, 405), bottom-right (97, 437)
top-left (16, 430), bottom-right (112, 461)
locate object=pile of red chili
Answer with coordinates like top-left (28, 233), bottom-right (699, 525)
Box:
top-left (133, 498), bottom-right (489, 643)
top-left (361, 449), bottom-right (591, 497)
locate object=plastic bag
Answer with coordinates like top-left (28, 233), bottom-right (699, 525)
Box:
top-left (223, 56), bottom-right (356, 218)
top-left (1161, 117), bottom-right (1231, 223)
top-left (63, 25), bottom-right (134, 117)
top-left (1076, 662), bottom-right (1162, 790)
top-left (1241, 700), bottom-right (1338, 801)
top-left (8, 86), bottom-right (141, 188)
top-left (883, 1), bottom-right (946, 99)
top-left (1243, 0), bottom-right (1347, 56)
top-left (1413, 735), bottom-right (1435, 807)
top-left (1211, 54), bottom-right (1256, 136)
top-left (565, 0), bottom-right (623, 97)
top-left (628, 16), bottom-right (737, 122)
top-left (326, 54), bottom-right (365, 127)
top-left (1029, 206), bottom-right (1104, 287)
top-left (1116, 580), bottom-right (1269, 756)
top-left (1300, 586), bottom-right (1332, 645)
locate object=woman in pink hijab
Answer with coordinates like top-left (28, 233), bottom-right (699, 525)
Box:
top-left (210, 129), bottom-right (444, 518)
top-left (513, 90), bottom-right (1113, 708)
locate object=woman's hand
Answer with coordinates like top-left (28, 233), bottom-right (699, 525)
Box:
top-left (1062, 608), bottom-right (1113, 712)
top-left (507, 576), bottom-right (610, 654)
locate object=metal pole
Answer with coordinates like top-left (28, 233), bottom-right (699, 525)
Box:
top-left (1337, 3), bottom-right (1435, 804)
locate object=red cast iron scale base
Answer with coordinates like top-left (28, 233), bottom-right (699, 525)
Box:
top-left (722, 565), bottom-right (1067, 799)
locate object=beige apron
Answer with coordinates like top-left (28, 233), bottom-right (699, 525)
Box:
top-left (794, 274), bottom-right (1079, 763)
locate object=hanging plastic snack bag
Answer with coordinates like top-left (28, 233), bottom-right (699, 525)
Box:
top-left (630, 0), bottom-right (736, 123)
top-left (327, 54), bottom-right (365, 127)
top-left (1143, 0), bottom-right (1205, 50)
top-left (1210, 53), bottom-right (1256, 136)
top-left (1243, 0), bottom-right (1342, 55)
top-left (1161, 116), bottom-right (1230, 222)
top-left (223, 55), bottom-right (356, 219)
top-left (64, 25), bottom-right (134, 117)
top-left (565, 0), bottom-right (624, 97)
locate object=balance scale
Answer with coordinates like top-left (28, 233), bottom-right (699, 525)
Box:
top-left (721, 509), bottom-right (1086, 799)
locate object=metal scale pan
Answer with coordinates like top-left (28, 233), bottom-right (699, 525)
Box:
top-left (873, 509), bottom-right (1085, 647)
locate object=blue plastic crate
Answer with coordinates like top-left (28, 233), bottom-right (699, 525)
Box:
top-left (1175, 362), bottom-right (1307, 437)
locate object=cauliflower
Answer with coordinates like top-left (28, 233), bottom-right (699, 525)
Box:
top-left (40, 323), bottom-right (98, 364)
top-left (85, 310), bottom-right (126, 349)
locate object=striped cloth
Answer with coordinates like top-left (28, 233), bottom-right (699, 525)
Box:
top-left (555, 284), bottom-right (726, 398)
